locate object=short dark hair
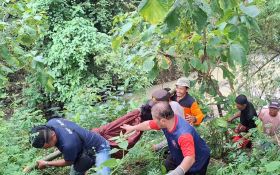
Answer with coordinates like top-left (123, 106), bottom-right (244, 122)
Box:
top-left (140, 103), bottom-right (153, 121)
top-left (30, 125), bottom-right (52, 148)
top-left (235, 94), bottom-right (248, 105)
top-left (151, 102), bottom-right (174, 120)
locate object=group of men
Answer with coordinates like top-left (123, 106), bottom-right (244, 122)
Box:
top-left (29, 77), bottom-right (280, 175)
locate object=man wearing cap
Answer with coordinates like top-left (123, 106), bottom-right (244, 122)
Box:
top-left (29, 118), bottom-right (111, 175)
top-left (121, 102), bottom-right (210, 175)
top-left (150, 89), bottom-right (184, 118)
top-left (228, 94), bottom-right (257, 133)
top-left (149, 89), bottom-right (185, 151)
top-left (170, 77), bottom-right (205, 126)
top-left (259, 100), bottom-right (280, 136)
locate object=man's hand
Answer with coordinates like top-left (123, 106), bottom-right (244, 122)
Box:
top-left (120, 124), bottom-right (135, 134)
top-left (185, 115), bottom-right (197, 125)
top-left (37, 160), bottom-right (49, 169)
top-left (166, 166), bottom-right (185, 175)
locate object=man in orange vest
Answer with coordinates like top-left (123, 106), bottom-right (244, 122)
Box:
top-left (171, 77), bottom-right (204, 126)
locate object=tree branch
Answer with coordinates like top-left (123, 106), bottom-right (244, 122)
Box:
top-left (237, 53), bottom-right (280, 90)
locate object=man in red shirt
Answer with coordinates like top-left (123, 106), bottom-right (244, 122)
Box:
top-left (121, 102), bottom-right (210, 175)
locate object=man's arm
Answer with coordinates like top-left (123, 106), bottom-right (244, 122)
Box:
top-left (37, 159), bottom-right (72, 169)
top-left (168, 134), bottom-right (196, 175)
top-left (190, 101), bottom-right (204, 125)
top-left (227, 111), bottom-right (241, 122)
top-left (121, 120), bottom-right (153, 134)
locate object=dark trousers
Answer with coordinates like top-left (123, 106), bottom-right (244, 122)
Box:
top-left (165, 154), bottom-right (210, 175)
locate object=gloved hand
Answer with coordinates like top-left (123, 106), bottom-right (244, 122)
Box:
top-left (152, 140), bottom-right (168, 151)
top-left (166, 166), bottom-right (185, 175)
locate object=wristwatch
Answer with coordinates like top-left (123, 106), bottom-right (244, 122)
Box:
top-left (45, 161), bottom-right (50, 167)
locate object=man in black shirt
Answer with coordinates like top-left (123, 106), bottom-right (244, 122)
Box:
top-left (227, 94), bottom-right (257, 133)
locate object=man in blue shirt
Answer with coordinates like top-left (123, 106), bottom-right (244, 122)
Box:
top-left (30, 118), bottom-right (110, 175)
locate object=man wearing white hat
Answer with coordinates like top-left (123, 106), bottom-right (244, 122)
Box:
top-left (171, 77), bottom-right (205, 126)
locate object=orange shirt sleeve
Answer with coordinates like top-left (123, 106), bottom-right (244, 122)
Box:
top-left (191, 101), bottom-right (204, 125)
top-left (178, 134), bottom-right (195, 157)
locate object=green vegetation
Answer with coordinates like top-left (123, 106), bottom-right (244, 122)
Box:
top-left (1, 0), bottom-right (280, 174)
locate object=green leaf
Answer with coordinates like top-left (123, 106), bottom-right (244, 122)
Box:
top-left (120, 22), bottom-right (133, 35)
top-left (211, 0), bottom-right (223, 14)
top-left (112, 36), bottom-right (123, 51)
top-left (225, 24), bottom-right (239, 40)
top-left (219, 0), bottom-right (238, 10)
top-left (165, 7), bottom-right (180, 31)
top-left (19, 34), bottom-right (34, 46)
top-left (213, 118), bottom-right (228, 128)
top-left (243, 16), bottom-right (260, 33)
top-left (0, 45), bottom-right (11, 60)
top-left (1, 65), bottom-right (13, 73)
top-left (166, 46), bottom-right (176, 57)
top-left (148, 65), bottom-right (160, 80)
top-left (192, 6), bottom-right (208, 32)
top-left (141, 25), bottom-right (156, 41)
top-left (143, 57), bottom-right (155, 71)
top-left (190, 57), bottom-right (202, 70)
top-left (118, 140), bottom-right (129, 150)
top-left (37, 71), bottom-right (54, 92)
top-left (238, 25), bottom-right (249, 52)
top-left (138, 0), bottom-right (173, 24)
top-left (240, 5), bottom-right (260, 18)
top-left (219, 65), bottom-right (235, 80)
top-left (0, 22), bottom-right (7, 30)
top-left (159, 56), bottom-right (170, 69)
top-left (265, 161), bottom-right (280, 172)
top-left (102, 158), bottom-right (118, 168)
top-left (229, 43), bottom-right (246, 65)
top-left (207, 46), bottom-right (220, 58)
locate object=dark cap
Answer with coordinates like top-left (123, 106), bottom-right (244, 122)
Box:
top-left (149, 89), bottom-right (170, 106)
top-left (29, 125), bottom-right (51, 148)
top-left (269, 101), bottom-right (280, 109)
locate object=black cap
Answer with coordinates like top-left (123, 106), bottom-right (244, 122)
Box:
top-left (29, 125), bottom-right (50, 148)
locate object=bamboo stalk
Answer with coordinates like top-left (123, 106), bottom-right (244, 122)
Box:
top-left (23, 150), bottom-right (62, 173)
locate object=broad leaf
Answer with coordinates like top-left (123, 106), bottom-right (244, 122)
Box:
top-left (190, 57), bottom-right (202, 70)
top-left (158, 56), bottom-right (170, 69)
top-left (143, 57), bottom-right (155, 71)
top-left (225, 24), bottom-right (239, 40)
top-left (120, 22), bottom-right (133, 35)
top-left (118, 140), bottom-right (129, 150)
top-left (229, 43), bottom-right (246, 65)
top-left (219, 65), bottom-right (235, 80)
top-left (192, 6), bottom-right (208, 32)
top-left (112, 36), bottom-right (123, 51)
top-left (141, 25), bottom-right (156, 41)
top-left (165, 7), bottom-right (180, 30)
top-left (148, 65), bottom-right (160, 80)
top-left (138, 0), bottom-right (174, 24)
top-left (240, 5), bottom-right (260, 18)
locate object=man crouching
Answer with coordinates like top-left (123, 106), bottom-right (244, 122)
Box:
top-left (121, 102), bottom-right (210, 175)
top-left (30, 118), bottom-right (110, 175)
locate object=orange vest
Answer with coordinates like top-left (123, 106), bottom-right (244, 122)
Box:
top-left (171, 94), bottom-right (204, 125)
